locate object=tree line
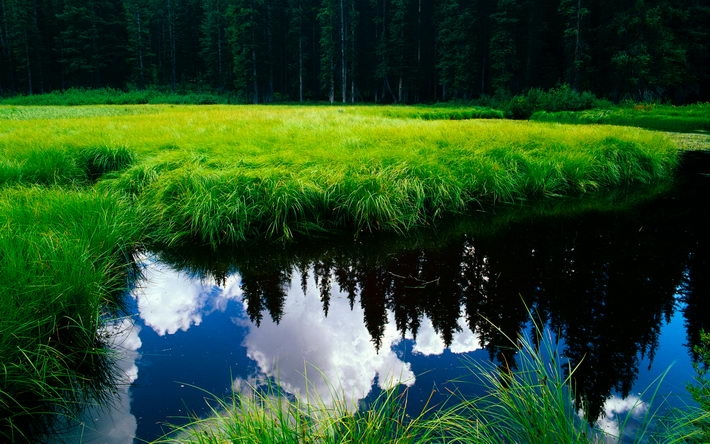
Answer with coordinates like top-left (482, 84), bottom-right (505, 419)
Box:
top-left (1, 0), bottom-right (708, 103)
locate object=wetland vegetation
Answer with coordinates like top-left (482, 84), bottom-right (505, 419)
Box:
top-left (1, 0), bottom-right (708, 440)
top-left (0, 101), bottom-right (706, 442)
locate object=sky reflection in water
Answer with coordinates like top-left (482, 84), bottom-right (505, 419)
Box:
top-left (128, 253), bottom-right (484, 438)
top-left (78, 252), bottom-right (693, 444)
top-left (62, 162), bottom-right (710, 443)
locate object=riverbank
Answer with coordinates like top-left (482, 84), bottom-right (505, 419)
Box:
top-left (1, 105), bottom-right (680, 246)
top-left (0, 104), bottom-right (692, 440)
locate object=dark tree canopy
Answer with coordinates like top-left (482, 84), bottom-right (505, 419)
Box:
top-left (0, 0), bottom-right (707, 102)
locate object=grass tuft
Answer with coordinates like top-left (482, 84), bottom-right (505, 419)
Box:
top-left (0, 187), bottom-right (142, 440)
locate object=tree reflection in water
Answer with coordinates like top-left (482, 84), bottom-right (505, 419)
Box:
top-left (156, 162), bottom-right (709, 424)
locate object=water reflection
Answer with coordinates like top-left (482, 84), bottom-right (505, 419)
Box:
top-left (51, 319), bottom-right (141, 444)
top-left (152, 170), bottom-right (709, 425)
top-left (240, 270), bottom-right (416, 410)
top-left (133, 256), bottom-right (242, 335)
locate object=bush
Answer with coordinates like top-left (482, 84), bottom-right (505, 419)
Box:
top-left (505, 95), bottom-right (535, 120)
top-left (505, 85), bottom-right (606, 120)
top-left (527, 84), bottom-right (605, 112)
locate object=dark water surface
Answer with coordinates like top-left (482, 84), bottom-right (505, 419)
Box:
top-left (58, 153), bottom-right (709, 443)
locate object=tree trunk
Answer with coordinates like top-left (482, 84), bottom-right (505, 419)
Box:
top-left (136, 10), bottom-right (145, 88)
top-left (266, 0), bottom-right (274, 101)
top-left (167, 0), bottom-right (176, 90)
top-left (340, 0), bottom-right (346, 103)
top-left (23, 29), bottom-right (31, 94)
top-left (252, 47), bottom-right (259, 103)
top-left (298, 0), bottom-right (303, 102)
top-left (572, 0), bottom-right (582, 90)
top-left (298, 31), bottom-right (303, 101)
top-left (329, 54), bottom-right (334, 103)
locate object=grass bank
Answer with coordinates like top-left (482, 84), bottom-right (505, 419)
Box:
top-left (0, 187), bottom-right (140, 440)
top-left (0, 105), bottom-right (680, 247)
top-left (532, 103), bottom-right (710, 133)
top-left (0, 104), bottom-right (686, 439)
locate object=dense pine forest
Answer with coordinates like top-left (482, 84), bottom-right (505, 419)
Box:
top-left (0, 0), bottom-right (708, 104)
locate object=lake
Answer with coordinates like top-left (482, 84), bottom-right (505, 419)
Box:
top-left (55, 151), bottom-right (709, 443)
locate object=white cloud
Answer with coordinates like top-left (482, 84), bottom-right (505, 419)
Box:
top-left (240, 270), bottom-right (415, 411)
top-left (132, 255), bottom-right (242, 336)
top-left (407, 311), bottom-right (482, 356)
top-left (593, 394), bottom-right (648, 442)
top-left (53, 318), bottom-right (142, 444)
top-left (129, 257), bottom-right (484, 420)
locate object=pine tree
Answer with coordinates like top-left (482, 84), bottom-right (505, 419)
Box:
top-left (201, 0), bottom-right (231, 90)
top-left (228, 0), bottom-right (262, 102)
top-left (57, 0), bottom-right (127, 88)
top-left (435, 0), bottom-right (475, 100)
top-left (1, 0), bottom-right (42, 94)
top-left (124, 0), bottom-right (157, 88)
top-left (489, 0), bottom-right (520, 96)
top-left (318, 0), bottom-right (336, 102)
top-left (559, 0), bottom-right (589, 90)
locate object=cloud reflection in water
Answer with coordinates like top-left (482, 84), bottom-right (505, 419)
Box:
top-left (132, 258), bottom-right (481, 412)
top-left (54, 318), bottom-right (142, 444)
top-left (133, 254), bottom-right (242, 335)
top-left (238, 271), bottom-right (415, 410)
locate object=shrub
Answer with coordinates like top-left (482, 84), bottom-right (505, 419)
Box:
top-left (505, 95), bottom-right (535, 120)
top-left (506, 85), bottom-right (606, 120)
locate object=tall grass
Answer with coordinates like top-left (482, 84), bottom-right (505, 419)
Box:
top-left (161, 379), bottom-right (431, 444)
top-left (426, 320), bottom-right (600, 444)
top-left (1, 104), bottom-right (680, 246)
top-left (532, 103), bottom-right (710, 133)
top-left (162, 319), bottom-right (710, 444)
top-left (0, 87), bottom-right (236, 106)
top-left (0, 187), bottom-right (141, 440)
top-left (3, 104), bottom-right (677, 246)
top-left (0, 144), bottom-right (136, 186)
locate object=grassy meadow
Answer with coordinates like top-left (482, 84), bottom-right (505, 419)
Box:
top-left (532, 102), bottom-right (710, 133)
top-left (1, 104), bottom-right (680, 247)
top-left (0, 187), bottom-right (141, 440)
top-left (0, 103), bottom-right (691, 439)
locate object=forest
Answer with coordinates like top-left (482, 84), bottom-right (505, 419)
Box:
top-left (0, 0), bottom-right (708, 104)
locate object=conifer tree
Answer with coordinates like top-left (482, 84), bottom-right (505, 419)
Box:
top-left (489, 0), bottom-right (519, 96)
top-left (124, 0), bottom-right (156, 88)
top-left (57, 0), bottom-right (126, 88)
top-left (559, 0), bottom-right (589, 90)
top-left (201, 0), bottom-right (231, 90)
top-left (228, 0), bottom-right (262, 103)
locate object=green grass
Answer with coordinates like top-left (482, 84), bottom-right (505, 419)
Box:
top-left (0, 187), bottom-right (141, 440)
top-left (0, 103), bottom-right (689, 439)
top-left (0, 104), bottom-right (681, 246)
top-left (0, 87), bottom-right (236, 106)
top-left (532, 103), bottom-right (710, 133)
top-left (351, 104), bottom-right (505, 120)
top-left (161, 378), bottom-right (432, 444)
top-left (160, 318), bottom-right (710, 444)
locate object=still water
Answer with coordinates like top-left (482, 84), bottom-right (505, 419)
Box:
top-left (60, 154), bottom-right (709, 443)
